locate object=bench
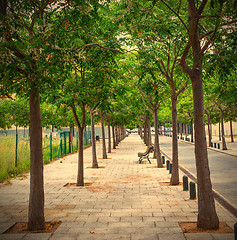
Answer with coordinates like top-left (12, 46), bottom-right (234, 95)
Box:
top-left (138, 145), bottom-right (154, 164)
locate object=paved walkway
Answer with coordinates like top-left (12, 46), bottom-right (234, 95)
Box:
top-left (0, 134), bottom-right (236, 240)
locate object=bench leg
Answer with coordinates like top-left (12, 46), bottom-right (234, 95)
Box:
top-left (147, 156), bottom-right (151, 164)
top-left (139, 157), bottom-right (142, 164)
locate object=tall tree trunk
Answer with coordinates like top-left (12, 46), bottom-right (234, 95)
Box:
top-left (206, 114), bottom-right (212, 147)
top-left (220, 111), bottom-right (227, 150)
top-left (185, 123), bottom-right (188, 140)
top-left (191, 71), bottom-right (219, 229)
top-left (77, 127), bottom-right (84, 186)
top-left (108, 120), bottom-right (111, 153)
top-left (153, 109), bottom-right (163, 167)
top-left (170, 94), bottom-right (179, 185)
top-left (147, 116), bottom-right (152, 146)
top-left (181, 123), bottom-right (183, 138)
top-left (90, 110), bottom-right (98, 168)
top-left (101, 114), bottom-right (107, 159)
top-left (143, 121), bottom-right (148, 146)
top-left (28, 88), bottom-right (45, 231)
top-left (230, 120), bottom-right (234, 142)
top-left (112, 126), bottom-right (116, 149)
top-left (191, 120), bottom-right (194, 142)
top-left (219, 121), bottom-right (221, 141)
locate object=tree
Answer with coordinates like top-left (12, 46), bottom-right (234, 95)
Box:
top-left (0, 0), bottom-right (72, 230)
top-left (159, 0), bottom-right (236, 229)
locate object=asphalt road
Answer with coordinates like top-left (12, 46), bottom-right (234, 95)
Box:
top-left (158, 135), bottom-right (237, 208)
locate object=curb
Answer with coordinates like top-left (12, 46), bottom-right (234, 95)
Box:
top-left (160, 149), bottom-right (237, 218)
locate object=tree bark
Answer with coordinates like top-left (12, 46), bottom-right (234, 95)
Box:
top-left (220, 111), bottom-right (227, 150)
top-left (219, 121), bottom-right (221, 141)
top-left (206, 113), bottom-right (212, 147)
top-left (112, 125), bottom-right (116, 149)
top-left (147, 116), bottom-right (152, 146)
top-left (230, 120), bottom-right (234, 142)
top-left (191, 71), bottom-right (219, 229)
top-left (28, 87), bottom-right (45, 231)
top-left (170, 94), bottom-right (179, 185)
top-left (191, 120), bottom-right (194, 142)
top-left (108, 120), bottom-right (111, 153)
top-left (153, 109), bottom-right (163, 167)
top-left (143, 121), bottom-right (148, 146)
top-left (90, 110), bottom-right (98, 168)
top-left (101, 114), bottom-right (107, 159)
top-left (77, 127), bottom-right (84, 186)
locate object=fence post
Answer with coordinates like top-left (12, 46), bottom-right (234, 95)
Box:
top-left (50, 133), bottom-right (52, 161)
top-left (60, 136), bottom-right (63, 157)
top-left (64, 132), bottom-right (66, 155)
top-left (69, 132), bottom-right (71, 153)
top-left (15, 133), bottom-right (18, 168)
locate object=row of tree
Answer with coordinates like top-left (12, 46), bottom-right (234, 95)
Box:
top-left (0, 0), bottom-right (236, 232)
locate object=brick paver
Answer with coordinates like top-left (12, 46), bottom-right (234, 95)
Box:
top-left (0, 134), bottom-right (236, 240)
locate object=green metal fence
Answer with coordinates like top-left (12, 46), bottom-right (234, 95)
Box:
top-left (0, 130), bottom-right (91, 182)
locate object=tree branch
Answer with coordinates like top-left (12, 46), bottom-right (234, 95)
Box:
top-left (160, 0), bottom-right (188, 32)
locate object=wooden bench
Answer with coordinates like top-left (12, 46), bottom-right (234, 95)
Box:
top-left (138, 145), bottom-right (153, 164)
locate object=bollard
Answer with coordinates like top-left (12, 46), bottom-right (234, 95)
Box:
top-left (183, 175), bottom-right (188, 191)
top-left (162, 156), bottom-right (165, 164)
top-left (169, 163), bottom-right (172, 174)
top-left (166, 160), bottom-right (170, 170)
top-left (234, 222), bottom-right (237, 240)
top-left (190, 182), bottom-right (196, 200)
top-left (218, 143), bottom-right (220, 149)
top-left (211, 142), bottom-right (213, 147)
top-left (214, 142), bottom-right (216, 148)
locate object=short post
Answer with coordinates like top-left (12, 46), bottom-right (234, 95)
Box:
top-left (214, 142), bottom-right (216, 148)
top-left (234, 222), bottom-right (237, 240)
top-left (211, 142), bottom-right (213, 147)
top-left (190, 182), bottom-right (196, 200)
top-left (218, 143), bottom-right (220, 149)
top-left (162, 156), bottom-right (165, 164)
top-left (183, 175), bottom-right (188, 191)
top-left (166, 160), bottom-right (170, 170)
top-left (169, 163), bottom-right (172, 174)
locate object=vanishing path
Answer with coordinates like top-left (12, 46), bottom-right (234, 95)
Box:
top-left (0, 134), bottom-right (236, 240)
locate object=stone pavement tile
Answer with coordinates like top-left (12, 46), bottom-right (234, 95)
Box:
top-left (97, 216), bottom-right (120, 222)
top-left (22, 233), bottom-right (52, 240)
top-left (49, 233), bottom-right (78, 240)
top-left (158, 233), bottom-right (185, 240)
top-left (0, 221), bottom-right (15, 234)
top-left (76, 233), bottom-right (131, 240)
top-left (131, 221), bottom-right (155, 228)
top-left (184, 233), bottom-right (214, 240)
top-left (131, 232), bottom-right (158, 240)
top-left (0, 234), bottom-right (26, 240)
top-left (226, 221), bottom-right (236, 230)
top-left (211, 233), bottom-right (234, 240)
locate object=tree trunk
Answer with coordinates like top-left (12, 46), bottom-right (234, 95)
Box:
top-left (101, 114), bottom-right (107, 159)
top-left (28, 88), bottom-right (45, 231)
top-left (206, 114), bottom-right (212, 147)
top-left (153, 109), bottom-right (163, 167)
top-left (191, 71), bottom-right (219, 229)
top-left (181, 123), bottom-right (183, 138)
top-left (90, 111), bottom-right (98, 168)
top-left (220, 111), bottom-right (227, 150)
top-left (147, 116), bottom-right (152, 146)
top-left (185, 123), bottom-right (188, 140)
top-left (170, 94), bottom-right (179, 185)
top-left (108, 120), bottom-right (111, 153)
top-left (219, 121), bottom-right (221, 141)
top-left (230, 120), bottom-right (234, 142)
top-left (191, 120), bottom-right (194, 142)
top-left (143, 121), bottom-right (148, 146)
top-left (77, 127), bottom-right (84, 186)
top-left (112, 126), bottom-right (116, 149)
